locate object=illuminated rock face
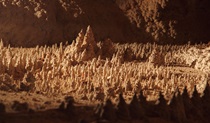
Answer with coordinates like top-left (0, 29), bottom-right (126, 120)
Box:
top-left (0, 0), bottom-right (210, 47)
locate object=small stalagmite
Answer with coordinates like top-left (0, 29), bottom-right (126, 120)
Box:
top-left (58, 102), bottom-right (65, 112)
top-left (65, 96), bottom-right (76, 116)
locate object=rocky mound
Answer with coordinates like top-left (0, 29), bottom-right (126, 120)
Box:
top-left (0, 0), bottom-right (210, 47)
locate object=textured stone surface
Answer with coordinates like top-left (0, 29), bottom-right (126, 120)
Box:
top-left (115, 0), bottom-right (210, 44)
top-left (0, 0), bottom-right (210, 47)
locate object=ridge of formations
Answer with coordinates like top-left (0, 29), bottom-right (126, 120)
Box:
top-left (0, 0), bottom-right (210, 47)
top-left (0, 26), bottom-right (209, 100)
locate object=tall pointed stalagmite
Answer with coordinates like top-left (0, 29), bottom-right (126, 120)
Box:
top-left (138, 90), bottom-right (157, 117)
top-left (139, 90), bottom-right (147, 106)
top-left (101, 99), bottom-right (117, 122)
top-left (80, 26), bottom-right (98, 61)
top-left (191, 85), bottom-right (201, 107)
top-left (182, 87), bottom-right (192, 117)
top-left (129, 93), bottom-right (147, 121)
top-left (75, 29), bottom-right (85, 49)
top-left (86, 26), bottom-right (97, 49)
top-left (116, 94), bottom-right (130, 121)
top-left (82, 25), bottom-right (97, 53)
top-left (182, 87), bottom-right (190, 99)
top-left (170, 91), bottom-right (188, 123)
top-left (190, 85), bottom-right (205, 122)
top-left (157, 92), bottom-right (170, 120)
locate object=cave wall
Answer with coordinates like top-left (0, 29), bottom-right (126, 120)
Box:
top-left (115, 0), bottom-right (210, 44)
top-left (0, 0), bottom-right (209, 47)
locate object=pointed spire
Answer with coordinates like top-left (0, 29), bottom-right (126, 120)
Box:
top-left (65, 96), bottom-right (76, 116)
top-left (191, 85), bottom-right (202, 107)
top-left (158, 92), bottom-right (170, 120)
top-left (182, 87), bottom-right (189, 99)
top-left (101, 99), bottom-right (117, 121)
top-left (116, 93), bottom-right (130, 120)
top-left (83, 25), bottom-right (97, 51)
top-left (170, 90), bottom-right (187, 123)
top-left (139, 90), bottom-right (147, 105)
top-left (191, 85), bottom-right (201, 98)
top-left (76, 29), bottom-right (84, 47)
top-left (58, 102), bottom-right (65, 112)
top-left (158, 92), bottom-right (167, 106)
top-left (129, 93), bottom-right (146, 120)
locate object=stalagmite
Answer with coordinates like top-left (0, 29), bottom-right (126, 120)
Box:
top-left (101, 99), bottom-right (117, 121)
top-left (116, 94), bottom-right (130, 120)
top-left (65, 96), bottom-right (76, 116)
top-left (129, 93), bottom-right (146, 120)
top-left (170, 91), bottom-right (188, 123)
top-left (157, 92), bottom-right (170, 120)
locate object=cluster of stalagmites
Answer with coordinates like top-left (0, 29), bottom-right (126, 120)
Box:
top-left (0, 26), bottom-right (209, 96)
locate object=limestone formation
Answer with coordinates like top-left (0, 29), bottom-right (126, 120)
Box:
top-left (170, 91), bottom-right (188, 123)
top-left (101, 99), bottom-right (117, 121)
top-left (65, 97), bottom-right (76, 116)
top-left (157, 92), bottom-right (170, 120)
top-left (129, 94), bottom-right (146, 120)
top-left (116, 94), bottom-right (130, 120)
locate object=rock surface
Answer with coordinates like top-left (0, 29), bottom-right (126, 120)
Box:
top-left (0, 0), bottom-right (210, 47)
